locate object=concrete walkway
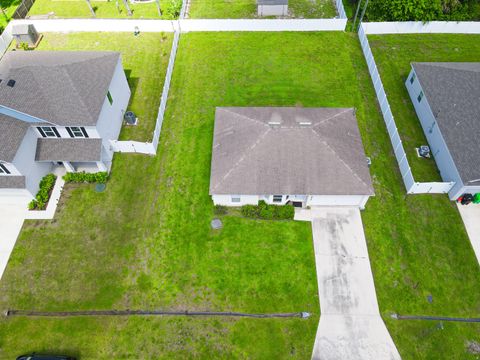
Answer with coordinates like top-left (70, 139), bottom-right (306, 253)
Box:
top-left (296, 207), bottom-right (400, 360)
top-left (0, 203), bottom-right (27, 281)
top-left (456, 203), bottom-right (480, 265)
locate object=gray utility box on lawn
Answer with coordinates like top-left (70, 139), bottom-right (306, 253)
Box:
top-left (257, 0), bottom-right (288, 16)
top-left (12, 24), bottom-right (41, 48)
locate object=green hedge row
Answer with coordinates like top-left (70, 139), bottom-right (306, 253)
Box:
top-left (241, 201), bottom-right (294, 220)
top-left (28, 174), bottom-right (57, 210)
top-left (63, 171), bottom-right (108, 184)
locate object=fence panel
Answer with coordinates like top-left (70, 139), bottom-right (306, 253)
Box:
top-left (12, 19), bottom-right (176, 33)
top-left (110, 141), bottom-right (155, 154)
top-left (362, 21), bottom-right (480, 35)
top-left (12, 0), bottom-right (35, 19)
top-left (178, 19), bottom-right (347, 32)
top-left (0, 23), bottom-right (13, 57)
top-left (409, 182), bottom-right (454, 194)
top-left (335, 0), bottom-right (347, 19)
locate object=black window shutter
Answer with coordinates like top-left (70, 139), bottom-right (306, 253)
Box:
top-left (66, 127), bottom-right (74, 138)
top-left (52, 127), bottom-right (61, 138)
top-left (0, 164), bottom-right (10, 174)
top-left (37, 127), bottom-right (46, 138)
top-left (80, 127), bottom-right (89, 138)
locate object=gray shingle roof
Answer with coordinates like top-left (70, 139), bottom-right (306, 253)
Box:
top-left (0, 114), bottom-right (30, 162)
top-left (412, 62), bottom-right (480, 183)
top-left (210, 107), bottom-right (374, 196)
top-left (0, 51), bottom-right (120, 126)
top-left (0, 175), bottom-right (25, 189)
top-left (35, 138), bottom-right (102, 162)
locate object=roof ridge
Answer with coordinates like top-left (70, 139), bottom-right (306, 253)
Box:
top-left (220, 108), bottom-right (270, 127)
top-left (212, 127), bottom-right (271, 192)
top-left (312, 108), bottom-right (352, 128)
top-left (63, 62), bottom-right (97, 123)
top-left (310, 127), bottom-right (370, 190)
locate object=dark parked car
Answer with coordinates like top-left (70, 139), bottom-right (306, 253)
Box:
top-left (16, 355), bottom-right (76, 360)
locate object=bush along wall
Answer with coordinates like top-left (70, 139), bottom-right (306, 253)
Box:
top-left (28, 174), bottom-right (57, 210)
top-left (63, 171), bottom-right (108, 184)
top-left (241, 201), bottom-right (295, 220)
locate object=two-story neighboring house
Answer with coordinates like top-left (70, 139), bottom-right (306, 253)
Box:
top-left (0, 51), bottom-right (131, 203)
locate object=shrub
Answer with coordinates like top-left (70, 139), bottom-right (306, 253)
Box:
top-left (29, 173), bottom-right (57, 210)
top-left (63, 171), bottom-right (108, 184)
top-left (19, 42), bottom-right (30, 51)
top-left (241, 201), bottom-right (294, 220)
top-left (165, 0), bottom-right (182, 19)
top-left (214, 205), bottom-right (228, 215)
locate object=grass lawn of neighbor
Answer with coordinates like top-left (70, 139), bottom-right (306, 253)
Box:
top-left (0, 0), bottom-right (20, 29)
top-left (28, 0), bottom-right (179, 20)
top-left (0, 32), bottom-right (479, 359)
top-left (187, 0), bottom-right (337, 19)
top-left (369, 34), bottom-right (480, 182)
top-left (29, 32), bottom-right (173, 142)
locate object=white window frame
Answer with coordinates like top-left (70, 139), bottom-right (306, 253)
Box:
top-left (272, 195), bottom-right (283, 203)
top-left (410, 72), bottom-right (416, 84)
top-left (67, 126), bottom-right (88, 138)
top-left (37, 126), bottom-right (60, 138)
top-left (231, 196), bottom-right (241, 203)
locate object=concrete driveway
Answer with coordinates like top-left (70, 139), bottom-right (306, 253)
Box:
top-left (297, 207), bottom-right (400, 360)
top-left (0, 203), bottom-right (27, 280)
top-left (456, 203), bottom-right (480, 265)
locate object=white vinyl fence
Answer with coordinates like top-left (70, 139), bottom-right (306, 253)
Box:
top-left (362, 21), bottom-right (480, 34)
top-left (358, 23), bottom-right (455, 194)
top-left (335, 0), bottom-right (347, 19)
top-left (152, 30), bottom-right (180, 149)
top-left (0, 23), bottom-right (13, 57)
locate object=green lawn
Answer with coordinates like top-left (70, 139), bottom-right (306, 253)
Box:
top-left (31, 32), bottom-right (173, 142)
top-left (0, 0), bottom-right (20, 29)
top-left (28, 0), bottom-right (178, 20)
top-left (0, 31), bottom-right (479, 359)
top-left (369, 34), bottom-right (480, 182)
top-left (187, 0), bottom-right (337, 19)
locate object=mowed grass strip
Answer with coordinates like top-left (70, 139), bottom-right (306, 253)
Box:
top-left (369, 34), bottom-right (480, 182)
top-left (187, 0), bottom-right (336, 18)
top-left (28, 0), bottom-right (175, 19)
top-left (0, 32), bottom-right (479, 359)
top-left (33, 32), bottom-right (173, 142)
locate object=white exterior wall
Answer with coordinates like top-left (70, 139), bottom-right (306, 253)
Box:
top-left (306, 195), bottom-right (370, 209)
top-left (95, 57), bottom-right (131, 163)
top-left (11, 128), bottom-right (52, 197)
top-left (405, 68), bottom-right (467, 200)
top-left (212, 194), bottom-right (370, 208)
top-left (258, 5), bottom-right (288, 16)
top-left (212, 195), bottom-right (260, 206)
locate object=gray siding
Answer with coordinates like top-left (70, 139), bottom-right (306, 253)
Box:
top-left (12, 128), bottom-right (52, 197)
top-left (95, 57), bottom-right (131, 163)
top-left (405, 67), bottom-right (465, 200)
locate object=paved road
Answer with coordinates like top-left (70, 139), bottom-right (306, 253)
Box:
top-left (456, 203), bottom-right (480, 266)
top-left (0, 203), bottom-right (26, 280)
top-left (307, 207), bottom-right (400, 360)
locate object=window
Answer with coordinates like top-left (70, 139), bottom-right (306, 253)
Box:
top-left (66, 126), bottom-right (89, 138)
top-left (410, 72), bottom-right (416, 84)
top-left (0, 163), bottom-right (10, 175)
top-left (273, 195), bottom-right (283, 203)
top-left (37, 126), bottom-right (60, 138)
top-left (231, 196), bottom-right (241, 203)
top-left (417, 91), bottom-right (424, 103)
top-left (107, 91), bottom-right (113, 105)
